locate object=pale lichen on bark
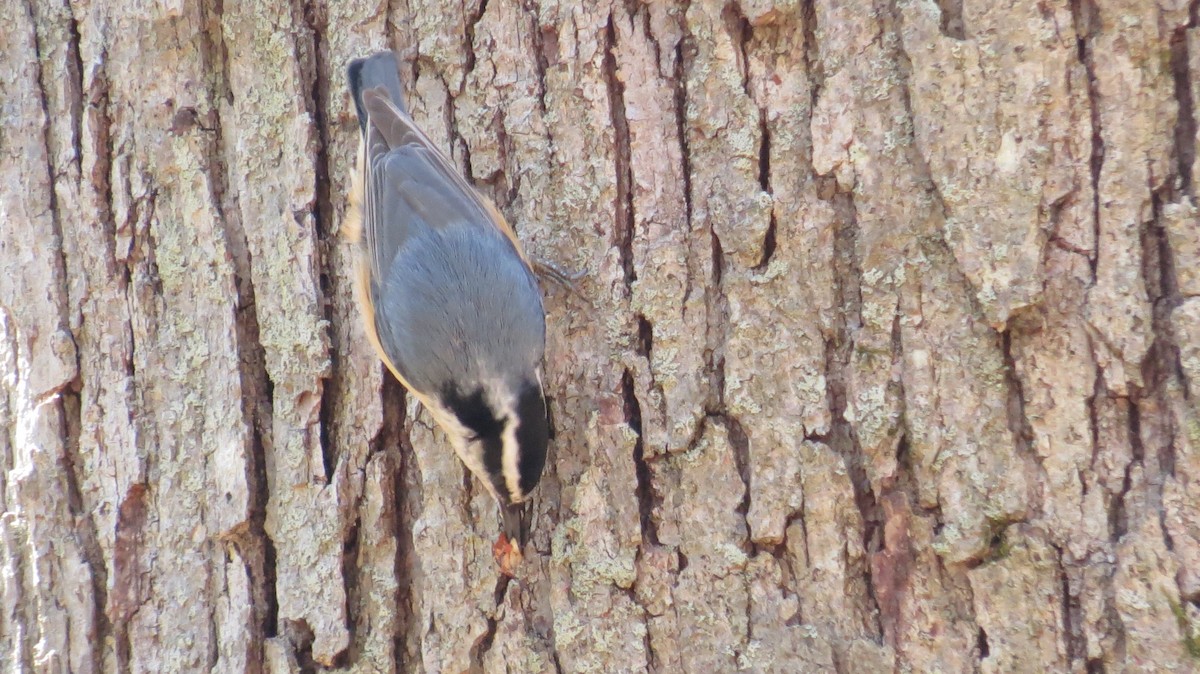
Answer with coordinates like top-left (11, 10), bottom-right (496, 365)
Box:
top-left (3, 0), bottom-right (1200, 672)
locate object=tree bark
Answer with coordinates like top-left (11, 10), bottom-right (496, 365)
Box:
top-left (3, 0), bottom-right (1199, 672)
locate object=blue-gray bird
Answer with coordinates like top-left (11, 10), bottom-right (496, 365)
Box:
top-left (345, 51), bottom-right (557, 573)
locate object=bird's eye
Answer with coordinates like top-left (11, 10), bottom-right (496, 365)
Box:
top-left (465, 433), bottom-right (480, 443)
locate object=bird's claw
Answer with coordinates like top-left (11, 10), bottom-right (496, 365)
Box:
top-left (532, 257), bottom-right (586, 296)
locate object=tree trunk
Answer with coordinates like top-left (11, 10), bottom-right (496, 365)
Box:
top-left (3, 0), bottom-right (1199, 672)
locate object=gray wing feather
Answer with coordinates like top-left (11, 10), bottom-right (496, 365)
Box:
top-left (360, 89), bottom-right (504, 289)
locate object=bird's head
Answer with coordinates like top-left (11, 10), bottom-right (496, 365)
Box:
top-left (432, 375), bottom-right (549, 544)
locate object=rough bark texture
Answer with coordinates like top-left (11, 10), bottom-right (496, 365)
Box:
top-left (3, 0), bottom-right (1200, 672)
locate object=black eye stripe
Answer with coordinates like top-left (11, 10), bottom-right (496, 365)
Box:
top-left (441, 384), bottom-right (510, 501)
top-left (440, 385), bottom-right (504, 438)
top-left (440, 382), bottom-right (548, 503)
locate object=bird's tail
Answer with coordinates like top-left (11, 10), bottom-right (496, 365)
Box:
top-left (346, 50), bottom-right (407, 132)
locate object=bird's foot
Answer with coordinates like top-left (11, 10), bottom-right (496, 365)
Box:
top-left (532, 257), bottom-right (586, 295)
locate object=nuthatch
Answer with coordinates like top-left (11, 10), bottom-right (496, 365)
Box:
top-left (345, 51), bottom-right (569, 574)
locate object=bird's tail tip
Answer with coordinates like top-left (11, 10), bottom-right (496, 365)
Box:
top-left (347, 50), bottom-right (406, 129)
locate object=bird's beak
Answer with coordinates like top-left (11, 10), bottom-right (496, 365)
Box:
top-left (501, 502), bottom-right (530, 548)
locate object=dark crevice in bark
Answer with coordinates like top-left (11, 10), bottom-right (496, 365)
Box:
top-left (977, 627), bottom-right (990, 658)
top-left (1144, 189), bottom-right (1185, 492)
top-left (475, 104), bottom-right (512, 201)
top-left (1000, 329), bottom-right (1042, 519)
top-left (1141, 201), bottom-right (1182, 552)
top-left (1171, 21), bottom-right (1196, 196)
top-left (836, 417), bottom-right (886, 645)
top-left (824, 153), bottom-right (885, 640)
top-left (635, 1), bottom-right (665, 77)
top-left (724, 416), bottom-right (752, 533)
top-left (438, 70), bottom-right (475, 195)
top-left (338, 512), bottom-right (362, 668)
top-left (468, 576), bottom-right (510, 672)
top-left (753, 213), bottom-right (778, 272)
top-left (623, 368), bottom-right (658, 545)
top-left (65, 3), bottom-right (84, 159)
top-left (86, 43), bottom-right (118, 269)
top-left (463, 0), bottom-right (489, 77)
top-left (757, 109), bottom-right (772, 194)
top-left (531, 12), bottom-right (554, 119)
top-left (22, 0), bottom-right (77, 391)
top-left (199, 0), bottom-right (281, 660)
top-left (1070, 0), bottom-right (1103, 280)
top-left (724, 2), bottom-right (754, 98)
top-left (637, 315), bottom-right (654, 357)
top-left (286, 620), bottom-right (319, 674)
top-left (1110, 400), bottom-right (1140, 541)
top-left (672, 36), bottom-right (700, 381)
top-left (244, 369), bottom-right (279, 651)
top-left (60, 389), bottom-right (109, 673)
top-left (1054, 546), bottom-right (1087, 668)
top-left (674, 34), bottom-right (697, 316)
top-left (707, 230), bottom-right (728, 414)
top-left (604, 14), bottom-right (637, 287)
top-left (297, 0), bottom-right (337, 483)
top-left (800, 0), bottom-right (823, 104)
top-left (1088, 363), bottom-right (1104, 472)
top-left (828, 176), bottom-right (864, 325)
top-left (1128, 396), bottom-right (1144, 464)
top-left (25, 3), bottom-right (111, 670)
top-left (392, 438), bottom-right (419, 671)
top-left (674, 40), bottom-right (695, 237)
top-left (935, 0), bottom-right (966, 40)
top-left (753, 110), bottom-right (777, 272)
top-left (257, 426), bottom-right (280, 642)
top-left (110, 484), bottom-right (149, 673)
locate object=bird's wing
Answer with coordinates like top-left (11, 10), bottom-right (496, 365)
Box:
top-left (360, 88), bottom-right (529, 288)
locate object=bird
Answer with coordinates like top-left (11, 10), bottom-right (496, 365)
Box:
top-left (344, 50), bottom-right (573, 575)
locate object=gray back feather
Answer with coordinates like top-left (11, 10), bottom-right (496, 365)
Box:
top-left (353, 59), bottom-right (544, 394)
top-left (375, 221), bottom-right (545, 394)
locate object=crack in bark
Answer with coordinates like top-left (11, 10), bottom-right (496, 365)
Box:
top-left (604, 14), bottom-right (637, 287)
top-left (110, 483), bottom-right (149, 672)
top-left (753, 109), bottom-right (777, 272)
top-left (800, 0), bottom-right (823, 106)
top-left (285, 619), bottom-right (319, 674)
top-left (59, 387), bottom-right (110, 672)
top-left (22, 0), bottom-right (76, 379)
top-left (529, 8), bottom-right (553, 119)
top-left (935, 0), bottom-right (966, 40)
top-left (1109, 397), bottom-right (1140, 542)
top-left (673, 36), bottom-right (696, 312)
top-left (1053, 544), bottom-right (1087, 668)
top-left (622, 368), bottom-right (657, 546)
top-left (821, 179), bottom-right (891, 649)
top-left (1070, 0), bottom-right (1103, 281)
top-left (1171, 11), bottom-right (1197, 197)
top-left (392, 429), bottom-right (419, 671)
top-left (22, 3), bottom-right (112, 671)
top-left (1144, 194), bottom-right (1184, 481)
top-left (294, 0), bottom-right (338, 485)
top-left (197, 2), bottom-right (282, 664)
top-left (463, 0), bottom-right (489, 79)
top-left (467, 575), bottom-right (510, 672)
top-left (1000, 329), bottom-right (1044, 517)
